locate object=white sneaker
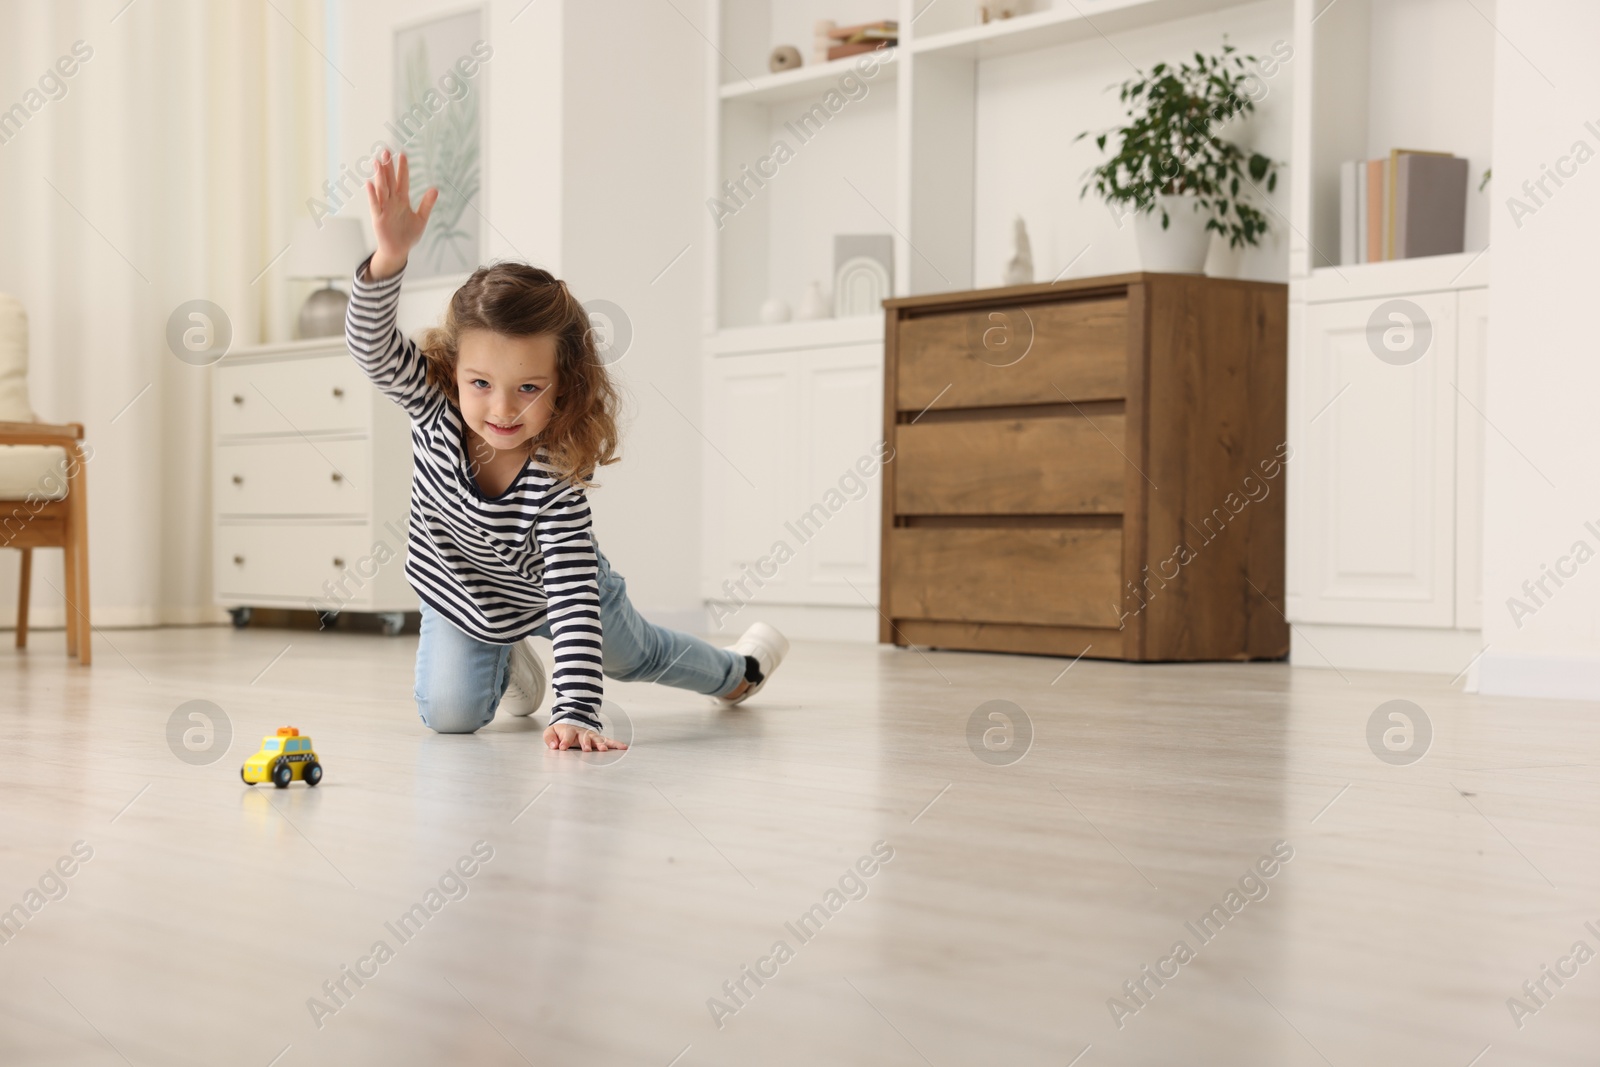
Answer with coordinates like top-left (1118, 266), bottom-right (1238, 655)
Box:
top-left (717, 622), bottom-right (789, 706)
top-left (498, 638), bottom-right (547, 718)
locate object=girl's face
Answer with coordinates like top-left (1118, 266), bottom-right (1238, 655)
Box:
top-left (455, 329), bottom-right (560, 453)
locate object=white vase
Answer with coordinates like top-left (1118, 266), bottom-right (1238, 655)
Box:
top-left (1133, 195), bottom-right (1212, 274)
top-left (796, 281), bottom-right (831, 321)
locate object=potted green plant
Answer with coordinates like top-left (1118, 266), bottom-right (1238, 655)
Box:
top-left (1077, 41), bottom-right (1281, 273)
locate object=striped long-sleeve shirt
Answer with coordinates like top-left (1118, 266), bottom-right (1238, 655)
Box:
top-left (344, 257), bottom-right (604, 731)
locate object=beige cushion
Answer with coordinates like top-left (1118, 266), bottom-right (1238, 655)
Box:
top-left (0, 293), bottom-right (34, 422)
top-left (0, 444), bottom-right (70, 501)
top-left (0, 296), bottom-right (68, 502)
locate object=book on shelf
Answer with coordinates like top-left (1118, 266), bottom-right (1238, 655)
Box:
top-left (1387, 149), bottom-right (1452, 259)
top-left (1365, 158), bottom-right (1385, 264)
top-left (1339, 161), bottom-right (1359, 266)
top-left (824, 19), bottom-right (896, 59)
top-left (1340, 150), bottom-right (1468, 265)
top-left (826, 40), bottom-right (895, 60)
top-left (827, 20), bottom-right (897, 41)
top-left (1396, 154), bottom-right (1469, 259)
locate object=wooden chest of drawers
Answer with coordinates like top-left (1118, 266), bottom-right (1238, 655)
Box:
top-left (879, 273), bottom-right (1289, 662)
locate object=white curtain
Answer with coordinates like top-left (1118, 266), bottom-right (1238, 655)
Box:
top-left (0, 0), bottom-right (326, 629)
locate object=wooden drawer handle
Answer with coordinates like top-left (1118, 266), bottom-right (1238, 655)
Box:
top-left (332, 386), bottom-right (345, 398)
top-left (330, 472), bottom-right (343, 483)
top-left (332, 557), bottom-right (346, 568)
top-left (231, 475), bottom-right (244, 485)
top-left (232, 555), bottom-right (245, 566)
top-left (232, 395), bottom-right (244, 405)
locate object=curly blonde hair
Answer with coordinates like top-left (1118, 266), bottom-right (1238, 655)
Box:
top-left (419, 263), bottom-right (620, 487)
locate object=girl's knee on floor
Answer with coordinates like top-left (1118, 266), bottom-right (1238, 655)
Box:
top-left (414, 686), bottom-right (497, 734)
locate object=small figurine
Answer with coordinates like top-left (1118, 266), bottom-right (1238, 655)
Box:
top-left (979, 2), bottom-right (1029, 23)
top-left (769, 45), bottom-right (803, 73)
top-left (241, 726), bottom-right (323, 788)
top-left (1003, 216), bottom-right (1034, 286)
top-left (759, 297), bottom-right (792, 324)
top-left (796, 281), bottom-right (831, 320)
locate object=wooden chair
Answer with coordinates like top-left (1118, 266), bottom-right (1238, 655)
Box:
top-left (1, 422), bottom-right (91, 663)
top-left (0, 292), bottom-right (91, 664)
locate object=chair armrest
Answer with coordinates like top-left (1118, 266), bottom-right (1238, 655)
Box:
top-left (0, 420), bottom-right (86, 447)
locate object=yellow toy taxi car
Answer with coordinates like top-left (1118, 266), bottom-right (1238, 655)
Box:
top-left (241, 727), bottom-right (323, 788)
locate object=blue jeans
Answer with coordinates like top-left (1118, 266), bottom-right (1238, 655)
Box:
top-left (413, 547), bottom-right (745, 734)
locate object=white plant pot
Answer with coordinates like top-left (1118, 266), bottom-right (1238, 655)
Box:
top-left (1134, 196), bottom-right (1212, 274)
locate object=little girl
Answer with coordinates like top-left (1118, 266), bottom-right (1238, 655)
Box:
top-left (348, 150), bottom-right (787, 752)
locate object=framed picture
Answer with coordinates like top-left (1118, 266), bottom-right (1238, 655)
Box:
top-left (393, 9), bottom-right (484, 279)
top-left (833, 234), bottom-right (894, 317)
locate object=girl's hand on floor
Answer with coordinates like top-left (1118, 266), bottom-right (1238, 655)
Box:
top-left (543, 721), bottom-right (629, 752)
top-left (364, 149), bottom-right (438, 280)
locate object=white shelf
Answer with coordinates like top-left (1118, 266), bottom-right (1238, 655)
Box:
top-left (1299, 250), bottom-right (1490, 304)
top-left (704, 315), bottom-right (883, 356)
top-left (911, 0), bottom-right (1257, 61)
top-left (719, 48), bottom-right (899, 105)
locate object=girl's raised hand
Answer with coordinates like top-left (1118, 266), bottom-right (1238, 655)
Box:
top-left (365, 149), bottom-right (438, 280)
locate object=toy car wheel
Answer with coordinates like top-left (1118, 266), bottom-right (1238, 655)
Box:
top-left (304, 761), bottom-right (323, 786)
top-left (241, 766), bottom-right (255, 786)
top-left (271, 760), bottom-right (293, 788)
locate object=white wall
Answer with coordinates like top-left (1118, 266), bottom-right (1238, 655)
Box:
top-left (335, 0), bottom-right (563, 327)
top-left (336, 0), bottom-right (705, 627)
top-left (1478, 1), bottom-right (1600, 699)
top-left (561, 0), bottom-right (706, 630)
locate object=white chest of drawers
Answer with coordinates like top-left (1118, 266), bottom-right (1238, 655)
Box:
top-left (211, 339), bottom-right (416, 632)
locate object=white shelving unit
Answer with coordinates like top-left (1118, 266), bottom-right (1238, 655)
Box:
top-left (703, 0), bottom-right (1299, 334)
top-left (1284, 0), bottom-right (1497, 675)
top-left (909, 0), bottom-right (1257, 58)
top-left (719, 50), bottom-right (901, 102)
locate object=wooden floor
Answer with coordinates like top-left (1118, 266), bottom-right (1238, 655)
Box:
top-left (1, 625), bottom-right (1597, 1067)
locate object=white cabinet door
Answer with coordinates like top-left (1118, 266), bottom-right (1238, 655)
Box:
top-left (793, 345), bottom-right (883, 602)
top-left (1290, 292), bottom-right (1458, 626)
top-left (701, 343), bottom-right (883, 607)
top-left (1455, 288), bottom-right (1489, 630)
top-left (702, 354), bottom-right (799, 602)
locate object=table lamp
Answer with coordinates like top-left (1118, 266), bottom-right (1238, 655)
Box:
top-left (286, 217), bottom-right (368, 339)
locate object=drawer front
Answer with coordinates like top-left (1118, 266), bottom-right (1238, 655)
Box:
top-left (215, 439), bottom-right (371, 517)
top-left (894, 414), bottom-right (1126, 515)
top-left (895, 297), bottom-right (1128, 412)
top-left (215, 524), bottom-right (379, 604)
top-left (886, 527), bottom-right (1122, 628)
top-left (215, 356), bottom-right (372, 437)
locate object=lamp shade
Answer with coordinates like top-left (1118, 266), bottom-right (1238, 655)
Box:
top-left (285, 217), bottom-right (368, 280)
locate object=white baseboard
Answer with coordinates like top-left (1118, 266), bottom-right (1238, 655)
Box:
top-left (1289, 623), bottom-right (1484, 680)
top-left (1479, 652), bottom-right (1600, 703)
top-left (701, 601), bottom-right (879, 642)
top-left (0, 604), bottom-right (232, 631)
